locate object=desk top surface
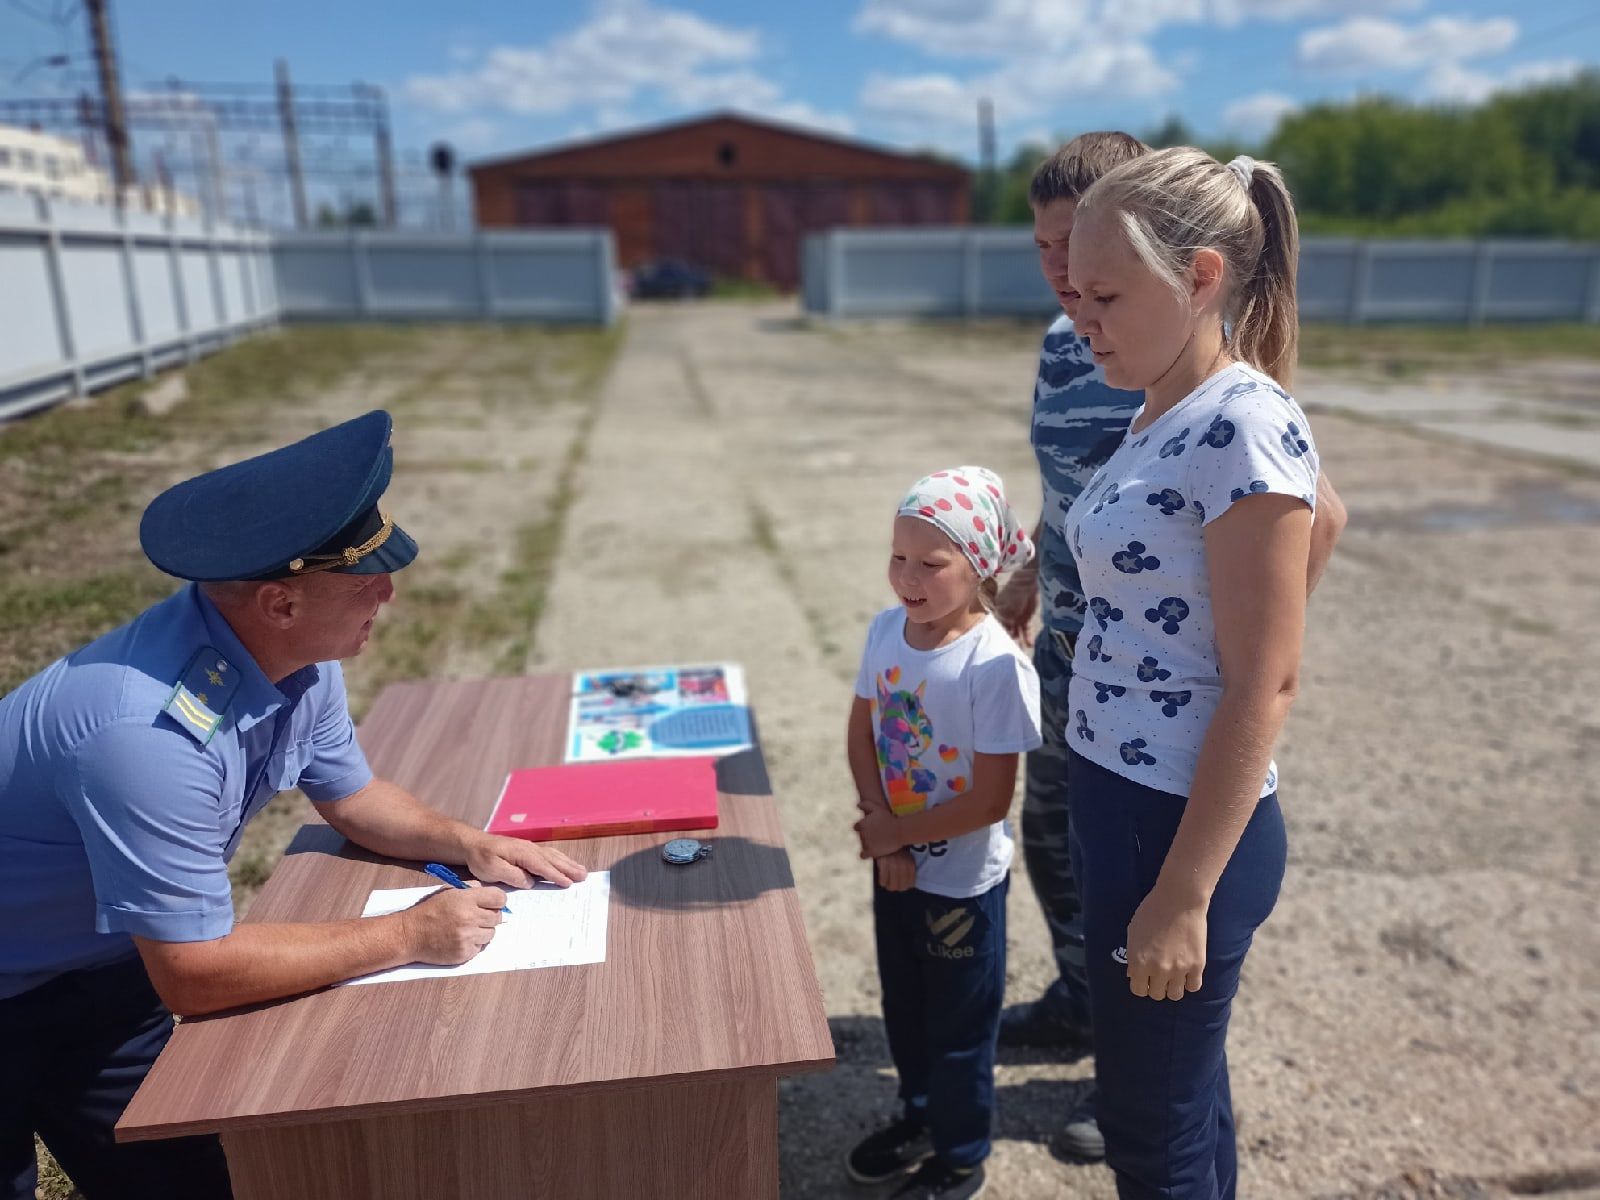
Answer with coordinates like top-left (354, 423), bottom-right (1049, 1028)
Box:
top-left (118, 673), bottom-right (834, 1140)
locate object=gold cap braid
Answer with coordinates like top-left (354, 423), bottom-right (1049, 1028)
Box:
top-left (287, 511), bottom-right (395, 575)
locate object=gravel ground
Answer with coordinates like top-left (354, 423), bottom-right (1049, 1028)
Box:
top-left (535, 302), bottom-right (1600, 1199)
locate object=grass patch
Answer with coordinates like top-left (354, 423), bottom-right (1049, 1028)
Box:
top-left (679, 353), bottom-right (715, 418)
top-left (710, 277), bottom-right (782, 301)
top-left (746, 497), bottom-right (841, 661)
top-left (1300, 323), bottom-right (1600, 374)
top-left (0, 572), bottom-right (176, 694)
top-left (477, 338), bottom-right (616, 673)
top-left (0, 327), bottom-right (422, 695)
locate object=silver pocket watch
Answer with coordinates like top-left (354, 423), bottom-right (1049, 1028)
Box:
top-left (661, 837), bottom-right (712, 865)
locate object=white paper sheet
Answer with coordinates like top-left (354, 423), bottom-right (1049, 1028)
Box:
top-left (343, 872), bottom-right (610, 986)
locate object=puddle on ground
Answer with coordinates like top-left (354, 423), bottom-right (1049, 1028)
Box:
top-left (1360, 483), bottom-right (1600, 533)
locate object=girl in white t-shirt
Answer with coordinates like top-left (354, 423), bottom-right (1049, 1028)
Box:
top-left (844, 467), bottom-right (1042, 1200)
top-left (1060, 149), bottom-right (1317, 1200)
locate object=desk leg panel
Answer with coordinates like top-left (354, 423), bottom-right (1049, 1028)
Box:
top-left (221, 1077), bottom-right (778, 1200)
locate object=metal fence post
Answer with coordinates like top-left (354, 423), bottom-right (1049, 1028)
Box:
top-left (206, 219), bottom-right (229, 342)
top-left (962, 231), bottom-right (980, 318)
top-left (39, 195), bottom-right (85, 399)
top-left (597, 231), bottom-right (620, 326)
top-left (827, 232), bottom-right (846, 319)
top-left (168, 214), bottom-right (194, 364)
top-left (1585, 245), bottom-right (1600, 325)
top-left (351, 231), bottom-right (373, 317)
top-left (237, 232), bottom-right (258, 327)
top-left (1346, 240), bottom-right (1372, 326)
top-left (1468, 240), bottom-right (1493, 327)
top-left (117, 207), bottom-right (151, 379)
top-left (476, 231), bottom-right (497, 320)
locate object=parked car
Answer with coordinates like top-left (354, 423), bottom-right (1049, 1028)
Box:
top-left (631, 259), bottom-right (712, 299)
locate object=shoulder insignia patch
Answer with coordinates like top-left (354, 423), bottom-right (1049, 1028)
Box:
top-left (163, 647), bottom-right (240, 745)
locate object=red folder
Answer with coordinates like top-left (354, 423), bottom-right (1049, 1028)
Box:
top-left (485, 756), bottom-right (721, 841)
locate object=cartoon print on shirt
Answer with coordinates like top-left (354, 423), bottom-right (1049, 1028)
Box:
top-left (1092, 482), bottom-right (1122, 515)
top-left (1136, 655), bottom-right (1171, 683)
top-left (1159, 427), bottom-right (1191, 459)
top-left (1281, 422), bottom-right (1310, 457)
top-left (1075, 709), bottom-right (1094, 742)
top-left (875, 669), bottom-right (969, 816)
top-left (1149, 689), bottom-right (1193, 717)
top-left (1145, 596), bottom-right (1191, 635)
top-left (1120, 738), bottom-right (1157, 766)
top-left (1086, 634), bottom-right (1109, 662)
top-left (1093, 682), bottom-right (1127, 703)
top-left (1230, 480), bottom-right (1270, 502)
top-left (1218, 378), bottom-right (1259, 405)
top-left (1200, 414), bottom-right (1236, 449)
top-left (1089, 597), bottom-right (1124, 631)
top-left (1112, 541), bottom-right (1161, 574)
top-left (1147, 488), bottom-right (1186, 516)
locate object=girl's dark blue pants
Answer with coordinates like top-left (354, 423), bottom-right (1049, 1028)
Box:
top-left (1067, 751), bottom-right (1286, 1200)
top-left (873, 875), bottom-right (1008, 1169)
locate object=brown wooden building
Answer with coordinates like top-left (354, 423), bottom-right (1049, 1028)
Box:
top-left (469, 111), bottom-right (970, 290)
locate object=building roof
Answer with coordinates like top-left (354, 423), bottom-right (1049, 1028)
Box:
top-left (467, 110), bottom-right (970, 183)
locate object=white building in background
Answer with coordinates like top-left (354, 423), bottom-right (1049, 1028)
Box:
top-left (0, 123), bottom-right (201, 218)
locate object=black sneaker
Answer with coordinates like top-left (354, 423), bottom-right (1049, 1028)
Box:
top-left (996, 996), bottom-right (1093, 1051)
top-left (1049, 1086), bottom-right (1105, 1163)
top-left (845, 1115), bottom-right (933, 1185)
top-left (889, 1158), bottom-right (987, 1199)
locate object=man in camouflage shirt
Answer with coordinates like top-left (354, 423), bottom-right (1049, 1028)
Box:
top-left (995, 138), bottom-right (1148, 1168)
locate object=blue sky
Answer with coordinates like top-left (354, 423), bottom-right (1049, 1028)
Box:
top-left (3, 0), bottom-right (1597, 215)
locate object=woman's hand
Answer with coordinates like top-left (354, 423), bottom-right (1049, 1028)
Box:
top-left (1125, 886), bottom-right (1208, 1001)
top-left (875, 849), bottom-right (918, 892)
top-left (854, 806), bottom-right (905, 859)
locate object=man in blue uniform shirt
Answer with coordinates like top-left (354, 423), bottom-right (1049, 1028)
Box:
top-left (0, 410), bottom-right (587, 1200)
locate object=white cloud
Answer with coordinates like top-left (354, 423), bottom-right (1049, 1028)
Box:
top-left (439, 118), bottom-right (500, 152)
top-left (862, 73), bottom-right (985, 130)
top-left (853, 0), bottom-right (1206, 58)
top-left (1221, 91), bottom-right (1299, 138)
top-left (403, 3), bottom-right (852, 141)
top-left (1214, 0), bottom-right (1420, 21)
top-left (861, 40), bottom-right (1177, 135)
top-left (1426, 57), bottom-right (1586, 104)
top-left (404, 5), bottom-right (762, 116)
top-left (1298, 15), bottom-right (1517, 75)
top-left (851, 0), bottom-right (1425, 58)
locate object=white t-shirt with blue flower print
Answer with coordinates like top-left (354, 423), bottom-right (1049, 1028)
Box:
top-left (1061, 362), bottom-right (1319, 799)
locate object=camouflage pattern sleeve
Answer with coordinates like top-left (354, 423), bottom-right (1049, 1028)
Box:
top-left (1029, 315), bottom-right (1143, 634)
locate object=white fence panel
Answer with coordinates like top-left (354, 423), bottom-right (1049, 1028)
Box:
top-left (270, 230), bottom-right (618, 325)
top-left (803, 227), bottom-right (1600, 326)
top-left (0, 197), bottom-right (279, 420)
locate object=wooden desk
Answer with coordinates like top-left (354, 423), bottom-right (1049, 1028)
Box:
top-left (117, 674), bottom-right (834, 1199)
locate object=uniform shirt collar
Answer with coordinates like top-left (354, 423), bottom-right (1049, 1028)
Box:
top-left (188, 584), bottom-right (310, 732)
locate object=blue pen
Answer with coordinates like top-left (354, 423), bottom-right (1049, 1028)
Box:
top-left (424, 862), bottom-right (512, 914)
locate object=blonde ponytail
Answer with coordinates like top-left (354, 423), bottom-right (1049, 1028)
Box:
top-left (1077, 146), bottom-right (1302, 389)
top-left (1232, 162), bottom-right (1299, 389)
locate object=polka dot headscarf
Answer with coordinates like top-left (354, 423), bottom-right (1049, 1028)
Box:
top-left (898, 466), bottom-right (1035, 581)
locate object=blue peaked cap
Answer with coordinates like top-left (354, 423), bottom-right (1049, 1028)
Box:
top-left (140, 410), bottom-right (418, 582)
